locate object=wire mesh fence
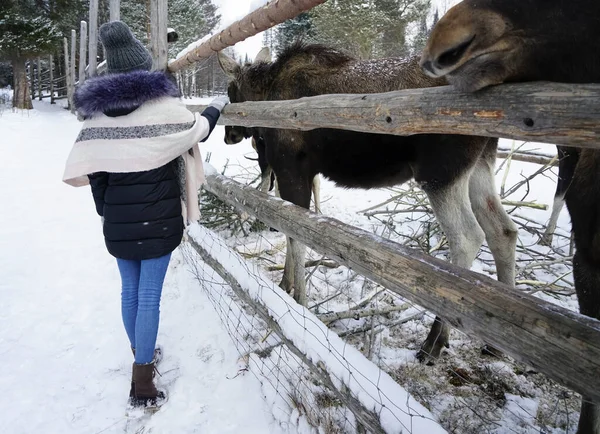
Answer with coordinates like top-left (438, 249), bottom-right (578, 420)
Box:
top-left (181, 223), bottom-right (446, 433)
top-left (184, 144), bottom-right (587, 433)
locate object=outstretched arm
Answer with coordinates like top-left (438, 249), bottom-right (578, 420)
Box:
top-left (199, 95), bottom-right (229, 142)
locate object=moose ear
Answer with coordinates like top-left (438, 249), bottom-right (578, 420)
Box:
top-left (254, 47), bottom-right (271, 63)
top-left (217, 51), bottom-right (239, 78)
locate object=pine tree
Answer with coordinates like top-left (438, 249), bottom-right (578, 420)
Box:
top-left (310, 0), bottom-right (381, 59)
top-left (411, 6), bottom-right (438, 54)
top-left (166, 0), bottom-right (220, 60)
top-left (309, 0), bottom-right (430, 59)
top-left (273, 12), bottom-right (313, 53)
top-left (262, 27), bottom-right (275, 54)
top-left (0, 1), bottom-right (61, 109)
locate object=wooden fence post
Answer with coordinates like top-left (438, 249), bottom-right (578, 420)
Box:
top-left (37, 58), bottom-right (42, 101)
top-left (79, 21), bottom-right (87, 85)
top-left (70, 29), bottom-right (77, 112)
top-left (49, 55), bottom-right (54, 104)
top-left (28, 61), bottom-right (34, 100)
top-left (88, 0), bottom-right (98, 77)
top-left (63, 37), bottom-right (73, 110)
top-left (109, 0), bottom-right (120, 21)
top-left (150, 0), bottom-right (168, 71)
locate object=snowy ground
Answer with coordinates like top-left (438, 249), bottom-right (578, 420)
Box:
top-left (0, 100), bottom-right (285, 434)
top-left (192, 98), bottom-right (580, 432)
top-left (1, 94), bottom-right (580, 434)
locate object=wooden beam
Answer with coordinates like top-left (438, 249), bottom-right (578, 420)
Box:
top-left (63, 37), bottom-right (73, 110)
top-left (186, 82), bottom-right (600, 148)
top-left (49, 55), bottom-right (54, 104)
top-left (70, 29), bottom-right (76, 112)
top-left (150, 0), bottom-right (168, 71)
top-left (109, 0), bottom-right (120, 21)
top-left (88, 0), bottom-right (98, 77)
top-left (37, 58), bottom-right (42, 101)
top-left (79, 21), bottom-right (87, 85)
top-left (203, 172), bottom-right (600, 402)
top-left (168, 0), bottom-right (328, 72)
top-left (28, 60), bottom-right (34, 99)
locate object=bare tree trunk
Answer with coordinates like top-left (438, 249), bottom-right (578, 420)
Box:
top-left (12, 57), bottom-right (33, 109)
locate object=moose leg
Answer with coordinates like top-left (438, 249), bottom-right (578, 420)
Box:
top-left (280, 236), bottom-right (296, 293)
top-left (565, 149), bottom-right (600, 434)
top-left (573, 249), bottom-right (600, 434)
top-left (258, 166), bottom-right (273, 193)
top-left (540, 195), bottom-right (565, 246)
top-left (541, 146), bottom-right (578, 246)
top-left (468, 157), bottom-right (517, 286)
top-left (276, 168), bottom-right (312, 306)
top-left (281, 238), bottom-right (307, 305)
top-left (312, 175), bottom-right (321, 214)
top-left (468, 155), bottom-right (518, 357)
top-left (418, 174), bottom-right (485, 363)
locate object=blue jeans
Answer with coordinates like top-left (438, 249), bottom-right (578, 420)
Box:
top-left (116, 253), bottom-right (171, 364)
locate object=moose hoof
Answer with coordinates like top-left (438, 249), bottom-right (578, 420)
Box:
top-left (538, 232), bottom-right (554, 246)
top-left (481, 344), bottom-right (504, 358)
top-left (278, 279), bottom-right (293, 296)
top-left (416, 338), bottom-right (449, 365)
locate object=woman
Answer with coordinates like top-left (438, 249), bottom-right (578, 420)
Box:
top-left (63, 21), bottom-right (229, 408)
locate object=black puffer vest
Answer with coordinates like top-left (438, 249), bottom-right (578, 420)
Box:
top-left (88, 162), bottom-right (183, 260)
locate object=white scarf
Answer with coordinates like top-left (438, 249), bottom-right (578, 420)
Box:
top-left (63, 96), bottom-right (207, 224)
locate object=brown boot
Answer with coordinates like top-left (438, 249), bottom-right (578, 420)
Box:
top-left (130, 362), bottom-right (166, 408)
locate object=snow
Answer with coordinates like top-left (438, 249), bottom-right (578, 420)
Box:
top-left (187, 223), bottom-right (447, 434)
top-left (194, 122), bottom-right (580, 431)
top-left (0, 101), bottom-right (284, 433)
top-left (1, 91), bottom-right (580, 433)
top-left (173, 34), bottom-right (213, 61)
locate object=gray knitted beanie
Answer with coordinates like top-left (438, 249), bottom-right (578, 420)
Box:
top-left (99, 21), bottom-right (153, 74)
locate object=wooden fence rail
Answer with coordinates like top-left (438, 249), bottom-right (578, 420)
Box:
top-left (187, 82), bottom-right (600, 148)
top-left (168, 0), bottom-right (328, 72)
top-left (202, 171), bottom-right (600, 402)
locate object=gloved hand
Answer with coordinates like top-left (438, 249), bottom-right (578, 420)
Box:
top-left (208, 95), bottom-right (230, 113)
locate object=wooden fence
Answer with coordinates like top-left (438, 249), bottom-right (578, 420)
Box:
top-left (27, 56), bottom-right (68, 104)
top-left (163, 0), bottom-right (600, 429)
top-left (186, 81), bottom-right (600, 148)
top-left (202, 171), bottom-right (600, 403)
top-left (65, 0), bottom-right (600, 430)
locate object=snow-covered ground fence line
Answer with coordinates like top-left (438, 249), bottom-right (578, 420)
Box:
top-left (199, 171), bottom-right (600, 405)
top-left (182, 223), bottom-right (447, 434)
top-left (186, 81), bottom-right (600, 148)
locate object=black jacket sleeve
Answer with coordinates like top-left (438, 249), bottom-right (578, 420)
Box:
top-left (199, 106), bottom-right (221, 142)
top-left (88, 172), bottom-right (109, 216)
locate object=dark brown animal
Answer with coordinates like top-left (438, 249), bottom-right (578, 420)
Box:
top-left (421, 1), bottom-right (600, 432)
top-left (218, 43), bottom-right (518, 363)
top-left (225, 125), bottom-right (321, 211)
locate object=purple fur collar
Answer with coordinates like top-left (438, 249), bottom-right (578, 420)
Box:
top-left (73, 70), bottom-right (180, 118)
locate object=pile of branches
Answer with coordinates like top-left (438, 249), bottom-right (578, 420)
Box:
top-left (360, 143), bottom-right (573, 299)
